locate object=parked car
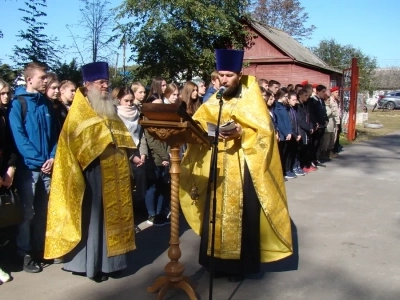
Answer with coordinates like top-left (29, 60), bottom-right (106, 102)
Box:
top-left (377, 90), bottom-right (400, 110)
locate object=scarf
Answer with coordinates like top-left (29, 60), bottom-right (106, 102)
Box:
top-left (117, 105), bottom-right (141, 146)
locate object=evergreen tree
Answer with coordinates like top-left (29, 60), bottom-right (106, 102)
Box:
top-left (0, 64), bottom-right (18, 86)
top-left (11, 0), bottom-right (61, 69)
top-left (53, 59), bottom-right (83, 86)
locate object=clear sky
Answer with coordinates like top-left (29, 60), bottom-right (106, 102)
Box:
top-left (1, 0), bottom-right (399, 68)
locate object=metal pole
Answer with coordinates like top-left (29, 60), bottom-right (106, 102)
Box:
top-left (123, 35), bottom-right (126, 82)
top-left (114, 53), bottom-right (119, 79)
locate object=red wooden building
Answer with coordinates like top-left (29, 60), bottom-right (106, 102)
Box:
top-left (243, 20), bottom-right (342, 88)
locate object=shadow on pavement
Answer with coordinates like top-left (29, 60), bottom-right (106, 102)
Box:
top-left (115, 213), bottom-right (192, 278)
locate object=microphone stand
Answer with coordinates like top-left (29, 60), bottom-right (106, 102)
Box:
top-left (207, 91), bottom-right (224, 300)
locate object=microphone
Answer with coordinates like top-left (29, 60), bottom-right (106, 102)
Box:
top-left (216, 87), bottom-right (226, 100)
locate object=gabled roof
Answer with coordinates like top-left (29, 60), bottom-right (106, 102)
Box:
top-left (245, 19), bottom-right (342, 74)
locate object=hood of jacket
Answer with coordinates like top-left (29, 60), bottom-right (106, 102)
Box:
top-left (14, 86), bottom-right (44, 103)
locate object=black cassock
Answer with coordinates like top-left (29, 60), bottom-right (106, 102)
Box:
top-left (199, 163), bottom-right (261, 276)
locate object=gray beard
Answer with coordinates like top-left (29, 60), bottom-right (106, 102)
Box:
top-left (87, 88), bottom-right (118, 120)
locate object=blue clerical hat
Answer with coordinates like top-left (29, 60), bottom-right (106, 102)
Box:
top-left (81, 62), bottom-right (109, 82)
top-left (215, 49), bottom-right (244, 72)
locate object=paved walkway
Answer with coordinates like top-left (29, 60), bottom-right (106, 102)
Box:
top-left (2, 133), bottom-right (400, 300)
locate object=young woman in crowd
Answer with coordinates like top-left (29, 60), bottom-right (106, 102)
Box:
top-left (274, 89), bottom-right (294, 179)
top-left (262, 88), bottom-right (280, 142)
top-left (143, 96), bottom-right (170, 226)
top-left (146, 77), bottom-right (166, 103)
top-left (260, 86), bottom-right (267, 102)
top-left (195, 80), bottom-right (206, 103)
top-left (53, 80), bottom-right (76, 129)
top-left (0, 79), bottom-right (17, 284)
top-left (131, 82), bottom-right (146, 109)
top-left (287, 91), bottom-right (305, 176)
top-left (114, 87), bottom-right (148, 229)
top-left (180, 81), bottom-right (200, 116)
top-left (0, 79), bottom-right (11, 111)
top-left (163, 83), bottom-right (179, 104)
top-left (59, 80), bottom-right (76, 108)
top-left (297, 89), bottom-right (316, 173)
top-left (45, 73), bottom-right (60, 103)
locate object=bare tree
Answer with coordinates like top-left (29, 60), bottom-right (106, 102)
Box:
top-left (251, 0), bottom-right (316, 41)
top-left (372, 67), bottom-right (400, 90)
top-left (68, 0), bottom-right (115, 63)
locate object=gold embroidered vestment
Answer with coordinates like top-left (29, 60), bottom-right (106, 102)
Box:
top-left (179, 75), bottom-right (293, 262)
top-left (44, 88), bottom-right (136, 259)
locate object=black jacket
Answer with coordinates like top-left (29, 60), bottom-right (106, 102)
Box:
top-left (53, 99), bottom-right (69, 133)
top-left (288, 106), bottom-right (300, 136)
top-left (296, 102), bottom-right (314, 144)
top-left (309, 96), bottom-right (328, 127)
top-left (0, 108), bottom-right (18, 175)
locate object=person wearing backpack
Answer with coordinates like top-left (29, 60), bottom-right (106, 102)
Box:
top-left (7, 62), bottom-right (58, 273)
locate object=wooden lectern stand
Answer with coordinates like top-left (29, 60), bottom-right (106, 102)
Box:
top-left (140, 103), bottom-right (210, 300)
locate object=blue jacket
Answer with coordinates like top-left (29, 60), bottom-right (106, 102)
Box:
top-left (203, 86), bottom-right (217, 103)
top-left (8, 87), bottom-right (57, 170)
top-left (273, 101), bottom-right (292, 141)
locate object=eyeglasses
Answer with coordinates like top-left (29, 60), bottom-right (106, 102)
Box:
top-left (93, 80), bottom-right (109, 87)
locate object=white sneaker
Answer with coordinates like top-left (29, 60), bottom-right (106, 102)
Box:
top-left (0, 267), bottom-right (10, 283)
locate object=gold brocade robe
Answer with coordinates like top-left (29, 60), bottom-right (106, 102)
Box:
top-left (44, 88), bottom-right (136, 259)
top-left (180, 75), bottom-right (293, 262)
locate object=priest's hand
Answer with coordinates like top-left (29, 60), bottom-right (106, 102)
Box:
top-left (42, 158), bottom-right (54, 174)
top-left (219, 123), bottom-right (242, 141)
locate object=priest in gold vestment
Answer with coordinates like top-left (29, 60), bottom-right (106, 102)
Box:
top-left (180, 50), bottom-right (293, 282)
top-left (44, 62), bottom-right (136, 282)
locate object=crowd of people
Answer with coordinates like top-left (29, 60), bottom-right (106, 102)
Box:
top-left (258, 79), bottom-right (342, 180)
top-left (0, 50), bottom-right (342, 285)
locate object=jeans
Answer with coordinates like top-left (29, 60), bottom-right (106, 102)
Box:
top-left (145, 166), bottom-right (168, 217)
top-left (16, 169), bottom-right (51, 256)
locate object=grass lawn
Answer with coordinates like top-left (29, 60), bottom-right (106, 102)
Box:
top-left (340, 109), bottom-right (400, 144)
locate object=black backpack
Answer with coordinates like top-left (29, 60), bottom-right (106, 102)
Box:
top-left (16, 96), bottom-right (28, 123)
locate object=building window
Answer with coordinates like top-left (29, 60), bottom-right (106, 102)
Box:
top-left (330, 80), bottom-right (337, 88)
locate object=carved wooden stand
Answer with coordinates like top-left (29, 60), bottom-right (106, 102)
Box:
top-left (140, 104), bottom-right (209, 300)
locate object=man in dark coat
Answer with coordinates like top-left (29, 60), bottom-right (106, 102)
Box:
top-left (309, 84), bottom-right (328, 167)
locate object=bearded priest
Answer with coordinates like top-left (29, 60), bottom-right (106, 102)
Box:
top-left (44, 62), bottom-right (137, 282)
top-left (179, 49), bottom-right (293, 282)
